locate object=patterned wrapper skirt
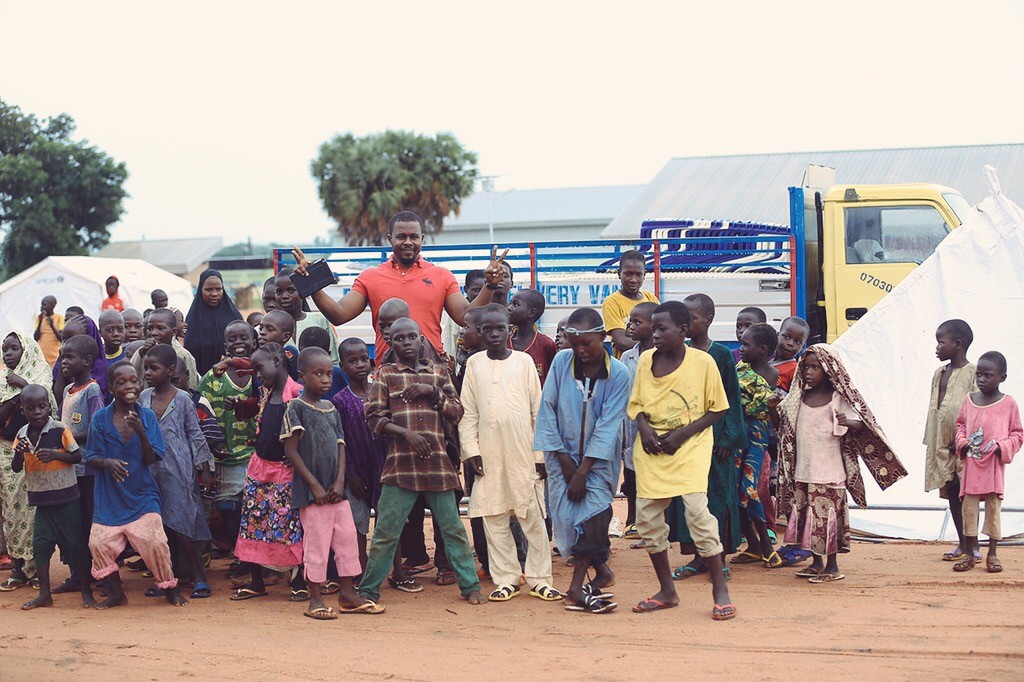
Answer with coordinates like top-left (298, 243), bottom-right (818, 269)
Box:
top-left (783, 482), bottom-right (850, 556)
top-left (736, 418), bottom-right (771, 521)
top-left (235, 454), bottom-right (303, 569)
top-left (0, 439), bottom-right (35, 570)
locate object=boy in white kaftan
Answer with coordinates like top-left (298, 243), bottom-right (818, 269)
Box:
top-left (460, 343), bottom-right (559, 602)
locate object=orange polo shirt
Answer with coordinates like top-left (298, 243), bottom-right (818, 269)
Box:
top-left (351, 256), bottom-right (459, 361)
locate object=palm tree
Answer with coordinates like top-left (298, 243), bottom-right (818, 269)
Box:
top-left (311, 130), bottom-right (478, 245)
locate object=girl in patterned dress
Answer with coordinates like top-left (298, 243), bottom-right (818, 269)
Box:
top-left (231, 343), bottom-right (305, 601)
top-left (733, 323), bottom-right (779, 567)
top-left (777, 344), bottom-right (907, 583)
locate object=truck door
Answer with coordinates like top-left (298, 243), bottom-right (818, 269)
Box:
top-left (825, 202), bottom-right (952, 342)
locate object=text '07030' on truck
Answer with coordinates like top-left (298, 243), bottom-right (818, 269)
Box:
top-left (276, 165), bottom-right (972, 353)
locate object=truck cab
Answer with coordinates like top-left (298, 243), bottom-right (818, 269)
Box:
top-left (796, 172), bottom-right (971, 343)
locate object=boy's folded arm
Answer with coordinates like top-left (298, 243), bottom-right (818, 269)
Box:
top-left (435, 374), bottom-right (464, 424)
top-left (50, 448), bottom-right (82, 464)
top-left (364, 372), bottom-right (393, 435)
top-left (365, 410), bottom-right (392, 436)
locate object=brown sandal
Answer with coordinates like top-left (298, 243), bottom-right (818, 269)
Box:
top-left (953, 555), bottom-right (975, 572)
top-left (986, 556), bottom-right (1003, 573)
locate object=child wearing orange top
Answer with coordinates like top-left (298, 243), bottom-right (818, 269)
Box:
top-left (12, 385), bottom-right (94, 610)
top-left (771, 317), bottom-right (810, 393)
top-left (101, 276), bottom-right (124, 312)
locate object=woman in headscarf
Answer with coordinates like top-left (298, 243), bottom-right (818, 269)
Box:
top-left (0, 330), bottom-right (59, 590)
top-left (774, 343), bottom-right (907, 581)
top-left (185, 269), bottom-right (243, 377)
top-left (52, 315), bottom-right (108, 405)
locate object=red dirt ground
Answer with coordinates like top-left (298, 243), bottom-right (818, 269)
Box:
top-left (1, 508), bottom-right (1021, 681)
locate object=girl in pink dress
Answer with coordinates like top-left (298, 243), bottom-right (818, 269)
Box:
top-left (953, 351), bottom-right (1023, 574)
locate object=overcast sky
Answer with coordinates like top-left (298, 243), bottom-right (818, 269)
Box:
top-left (4, 0), bottom-right (1022, 245)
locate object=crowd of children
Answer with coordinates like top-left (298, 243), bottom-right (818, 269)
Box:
top-left (0, 226), bottom-right (1019, 622)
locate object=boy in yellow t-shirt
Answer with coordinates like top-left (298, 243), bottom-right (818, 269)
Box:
top-left (602, 250), bottom-right (659, 358)
top-left (627, 301), bottom-right (735, 621)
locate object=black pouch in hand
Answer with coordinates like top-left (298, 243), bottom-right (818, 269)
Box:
top-left (289, 259), bottom-right (336, 298)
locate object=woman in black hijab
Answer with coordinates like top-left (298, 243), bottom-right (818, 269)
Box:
top-left (184, 269), bottom-right (243, 376)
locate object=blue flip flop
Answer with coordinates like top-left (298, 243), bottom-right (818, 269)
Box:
top-left (191, 583), bottom-right (212, 599)
top-left (672, 565), bottom-right (704, 580)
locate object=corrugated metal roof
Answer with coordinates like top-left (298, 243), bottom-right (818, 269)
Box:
top-left (603, 144), bottom-right (1024, 237)
top-left (97, 237), bottom-right (224, 275)
top-left (445, 185), bottom-right (644, 231)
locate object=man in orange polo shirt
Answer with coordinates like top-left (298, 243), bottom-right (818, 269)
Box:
top-left (297, 211), bottom-right (507, 360)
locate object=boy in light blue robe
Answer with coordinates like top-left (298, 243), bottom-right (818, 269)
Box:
top-left (534, 308), bottom-right (629, 614)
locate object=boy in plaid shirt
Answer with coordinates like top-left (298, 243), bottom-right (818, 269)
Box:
top-left (360, 318), bottom-right (484, 605)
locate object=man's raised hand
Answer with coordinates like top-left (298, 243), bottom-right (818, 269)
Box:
top-left (483, 245), bottom-right (510, 286)
top-left (291, 246), bottom-right (310, 276)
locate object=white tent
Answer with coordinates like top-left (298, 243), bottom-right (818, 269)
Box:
top-left (835, 168), bottom-right (1024, 540)
top-left (0, 256), bottom-right (194, 333)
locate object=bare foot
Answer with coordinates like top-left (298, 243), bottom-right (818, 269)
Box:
top-left (21, 594), bottom-right (53, 610)
top-left (712, 582), bottom-right (731, 607)
top-left (95, 593), bottom-right (128, 610)
top-left (593, 564), bottom-right (616, 588)
top-left (51, 578), bottom-right (82, 594)
top-left (338, 591), bottom-right (369, 610)
top-left (81, 593), bottom-right (97, 608)
top-left (465, 591), bottom-right (487, 605)
top-left (164, 588), bottom-right (189, 607)
top-left (650, 589), bottom-right (679, 607)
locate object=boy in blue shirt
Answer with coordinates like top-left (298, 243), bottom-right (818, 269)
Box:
top-left (84, 362), bottom-right (188, 608)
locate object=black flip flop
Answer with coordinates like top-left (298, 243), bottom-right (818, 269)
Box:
top-left (231, 586), bottom-right (268, 601)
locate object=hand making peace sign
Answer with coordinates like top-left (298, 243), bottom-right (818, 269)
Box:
top-left (291, 246), bottom-right (311, 277)
top-left (483, 245), bottom-right (510, 286)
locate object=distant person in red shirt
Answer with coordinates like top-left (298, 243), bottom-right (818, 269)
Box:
top-left (101, 276), bottom-right (124, 312)
top-left (507, 289), bottom-right (557, 385)
top-left (293, 211), bottom-right (507, 359)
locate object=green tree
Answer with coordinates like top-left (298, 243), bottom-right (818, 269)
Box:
top-left (0, 100), bottom-right (128, 277)
top-left (311, 130), bottom-right (477, 245)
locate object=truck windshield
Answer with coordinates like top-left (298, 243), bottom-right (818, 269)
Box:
top-left (942, 192), bottom-right (972, 226)
top-left (844, 205), bottom-right (950, 265)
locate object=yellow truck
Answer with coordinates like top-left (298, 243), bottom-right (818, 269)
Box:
top-left (795, 166), bottom-right (972, 341)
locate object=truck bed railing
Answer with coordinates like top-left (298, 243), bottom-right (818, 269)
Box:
top-left (275, 236), bottom-right (793, 302)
